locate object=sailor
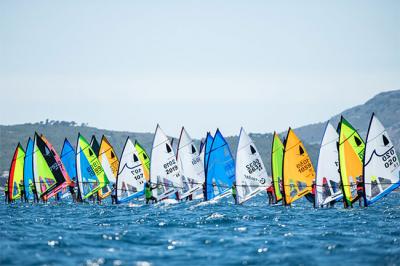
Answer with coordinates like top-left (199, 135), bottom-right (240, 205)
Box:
top-left (266, 185), bottom-right (274, 205)
top-left (202, 182), bottom-right (207, 200)
top-left (355, 177), bottom-right (365, 207)
top-left (111, 183), bottom-right (117, 204)
top-left (4, 180), bottom-right (9, 203)
top-left (232, 182), bottom-right (237, 204)
top-left (145, 182), bottom-right (158, 204)
top-left (18, 180), bottom-right (26, 203)
top-left (69, 182), bottom-right (76, 202)
top-left (30, 181), bottom-right (38, 203)
top-left (96, 191), bottom-right (102, 204)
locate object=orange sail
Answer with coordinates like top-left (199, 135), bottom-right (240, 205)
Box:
top-left (283, 128), bottom-right (316, 205)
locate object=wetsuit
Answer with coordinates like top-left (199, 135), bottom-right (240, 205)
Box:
top-left (145, 185), bottom-right (157, 204)
top-left (30, 182), bottom-right (38, 203)
top-left (111, 185), bottom-right (117, 204)
top-left (232, 185), bottom-right (237, 204)
top-left (4, 181), bottom-right (9, 203)
top-left (266, 186), bottom-right (274, 205)
top-left (19, 182), bottom-right (26, 202)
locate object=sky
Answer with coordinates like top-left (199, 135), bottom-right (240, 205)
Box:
top-left (0, 0), bottom-right (399, 138)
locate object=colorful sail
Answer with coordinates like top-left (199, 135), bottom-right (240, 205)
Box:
top-left (76, 134), bottom-right (109, 199)
top-left (116, 137), bottom-right (146, 203)
top-left (150, 125), bottom-right (183, 200)
top-left (60, 138), bottom-right (77, 198)
top-left (135, 141), bottom-right (150, 181)
top-left (176, 127), bottom-right (204, 199)
top-left (364, 114), bottom-right (400, 205)
top-left (271, 132), bottom-right (284, 203)
top-left (33, 133), bottom-right (71, 200)
top-left (235, 128), bottom-right (270, 204)
top-left (205, 129), bottom-right (235, 201)
top-left (282, 128), bottom-right (316, 205)
top-left (203, 132), bottom-right (214, 170)
top-left (90, 135), bottom-right (100, 156)
top-left (60, 138), bottom-right (77, 182)
top-left (8, 143), bottom-right (25, 201)
top-left (315, 122), bottom-right (342, 207)
top-left (98, 136), bottom-right (119, 199)
top-left (24, 138), bottom-right (35, 201)
top-left (338, 117), bottom-right (365, 207)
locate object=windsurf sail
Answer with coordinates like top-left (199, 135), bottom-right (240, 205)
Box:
top-left (116, 137), bottom-right (146, 203)
top-left (315, 122), bottom-right (342, 207)
top-left (8, 143), bottom-right (25, 201)
top-left (150, 125), bottom-right (183, 200)
top-left (235, 128), bottom-right (270, 204)
top-left (60, 138), bottom-right (77, 198)
top-left (24, 138), bottom-right (35, 201)
top-left (33, 133), bottom-right (71, 200)
top-left (176, 127), bottom-right (205, 199)
top-left (271, 132), bottom-right (284, 203)
top-left (363, 113), bottom-right (400, 205)
top-left (282, 128), bottom-right (316, 205)
top-left (90, 135), bottom-right (100, 156)
top-left (135, 141), bottom-right (150, 181)
top-left (97, 136), bottom-right (119, 199)
top-left (76, 134), bottom-right (109, 199)
top-left (203, 132), bottom-right (214, 170)
top-left (205, 129), bottom-right (235, 201)
top-left (338, 117), bottom-right (365, 207)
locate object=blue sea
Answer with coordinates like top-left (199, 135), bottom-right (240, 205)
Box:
top-left (1, 193), bottom-right (400, 266)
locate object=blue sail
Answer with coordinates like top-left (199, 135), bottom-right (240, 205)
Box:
top-left (24, 138), bottom-right (35, 200)
top-left (205, 129), bottom-right (235, 201)
top-left (204, 132), bottom-right (214, 170)
top-left (61, 138), bottom-right (77, 182)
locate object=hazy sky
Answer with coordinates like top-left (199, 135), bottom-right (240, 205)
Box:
top-left (1, 0), bottom-right (399, 138)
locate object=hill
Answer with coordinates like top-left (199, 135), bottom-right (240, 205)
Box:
top-left (0, 90), bottom-right (399, 185)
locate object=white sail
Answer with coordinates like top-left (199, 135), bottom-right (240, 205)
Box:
top-left (116, 138), bottom-right (146, 203)
top-left (176, 127), bottom-right (204, 199)
top-left (315, 122), bottom-right (342, 207)
top-left (235, 128), bottom-right (270, 204)
top-left (364, 114), bottom-right (400, 205)
top-left (150, 125), bottom-right (183, 200)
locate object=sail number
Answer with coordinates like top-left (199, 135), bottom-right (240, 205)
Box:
top-left (246, 159), bottom-right (263, 174)
top-left (383, 148), bottom-right (398, 168)
top-left (192, 157), bottom-right (201, 165)
top-left (297, 158), bottom-right (312, 173)
top-left (87, 161), bottom-right (103, 176)
top-left (164, 159), bottom-right (178, 175)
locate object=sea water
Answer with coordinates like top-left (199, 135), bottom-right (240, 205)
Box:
top-left (1, 192), bottom-right (399, 266)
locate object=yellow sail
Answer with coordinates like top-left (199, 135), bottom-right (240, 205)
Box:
top-left (97, 136), bottom-right (119, 199)
top-left (283, 128), bottom-right (316, 205)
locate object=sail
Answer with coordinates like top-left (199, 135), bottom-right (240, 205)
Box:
top-left (235, 128), bottom-right (270, 204)
top-left (271, 132), bottom-right (284, 203)
top-left (60, 138), bottom-right (77, 182)
top-left (205, 129), bottom-right (235, 201)
top-left (364, 114), bottom-right (400, 205)
top-left (282, 128), bottom-right (316, 205)
top-left (116, 137), bottom-right (146, 203)
top-left (76, 134), bottom-right (109, 199)
top-left (176, 127), bottom-right (205, 199)
top-left (98, 136), bottom-right (119, 199)
top-left (135, 141), bottom-right (150, 181)
top-left (60, 138), bottom-right (77, 198)
top-left (33, 133), bottom-right (71, 200)
top-left (90, 135), bottom-right (100, 156)
top-left (8, 144), bottom-right (25, 201)
top-left (315, 122), bottom-right (342, 207)
top-left (150, 125), bottom-right (183, 200)
top-left (338, 117), bottom-right (365, 207)
top-left (203, 132), bottom-right (214, 170)
top-left (24, 138), bottom-right (35, 201)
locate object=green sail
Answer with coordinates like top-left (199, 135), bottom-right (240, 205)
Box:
top-left (338, 117), bottom-right (365, 207)
top-left (271, 132), bottom-right (284, 202)
top-left (135, 141), bottom-right (150, 181)
top-left (76, 134), bottom-right (109, 199)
